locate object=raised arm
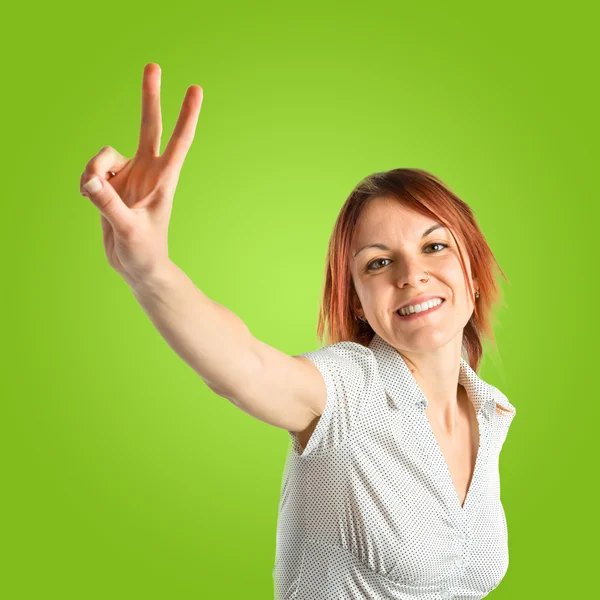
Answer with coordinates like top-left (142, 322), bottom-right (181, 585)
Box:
top-left (79, 62), bottom-right (325, 439)
top-left (129, 261), bottom-right (326, 435)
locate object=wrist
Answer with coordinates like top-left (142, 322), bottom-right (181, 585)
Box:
top-left (125, 259), bottom-right (179, 294)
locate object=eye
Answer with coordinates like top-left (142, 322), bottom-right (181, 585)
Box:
top-left (425, 242), bottom-right (448, 253)
top-left (366, 258), bottom-right (392, 271)
top-left (366, 243), bottom-right (448, 272)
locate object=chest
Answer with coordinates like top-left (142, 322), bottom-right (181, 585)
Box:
top-left (424, 394), bottom-right (480, 509)
top-left (286, 404), bottom-right (507, 590)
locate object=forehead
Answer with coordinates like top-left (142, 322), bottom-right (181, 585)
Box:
top-left (352, 197), bottom-right (441, 244)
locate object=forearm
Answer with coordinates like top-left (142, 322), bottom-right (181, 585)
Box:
top-left (127, 261), bottom-right (256, 394)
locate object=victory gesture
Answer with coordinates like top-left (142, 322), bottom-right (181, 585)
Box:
top-left (80, 63), bottom-right (203, 286)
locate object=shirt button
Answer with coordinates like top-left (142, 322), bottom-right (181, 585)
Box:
top-left (459, 532), bottom-right (468, 541)
top-left (440, 591), bottom-right (450, 599)
top-left (455, 557), bottom-right (464, 567)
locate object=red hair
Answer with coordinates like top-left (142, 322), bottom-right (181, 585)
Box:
top-left (314, 168), bottom-right (509, 373)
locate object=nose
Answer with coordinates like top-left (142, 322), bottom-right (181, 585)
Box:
top-left (392, 257), bottom-right (430, 288)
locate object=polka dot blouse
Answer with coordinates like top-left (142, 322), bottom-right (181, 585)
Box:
top-left (272, 333), bottom-right (517, 599)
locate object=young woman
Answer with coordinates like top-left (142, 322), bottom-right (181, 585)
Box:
top-left (81, 63), bottom-right (517, 600)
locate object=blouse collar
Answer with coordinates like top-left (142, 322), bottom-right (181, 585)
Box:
top-left (367, 333), bottom-right (514, 421)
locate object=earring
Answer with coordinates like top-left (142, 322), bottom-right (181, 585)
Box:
top-left (475, 289), bottom-right (480, 299)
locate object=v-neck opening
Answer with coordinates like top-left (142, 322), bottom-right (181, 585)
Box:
top-left (366, 334), bottom-right (498, 514)
top-left (423, 408), bottom-right (482, 511)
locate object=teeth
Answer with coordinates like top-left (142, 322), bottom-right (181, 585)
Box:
top-left (398, 298), bottom-right (443, 316)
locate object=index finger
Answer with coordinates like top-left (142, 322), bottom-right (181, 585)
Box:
top-left (137, 63), bottom-right (163, 157)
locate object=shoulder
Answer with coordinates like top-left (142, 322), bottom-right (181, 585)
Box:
top-left (299, 341), bottom-right (377, 376)
top-left (301, 340), bottom-right (375, 361)
top-left (296, 341), bottom-right (380, 402)
top-left (487, 384), bottom-right (517, 418)
top-left (290, 342), bottom-right (378, 457)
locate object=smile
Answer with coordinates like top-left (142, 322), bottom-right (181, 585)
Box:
top-left (395, 299), bottom-right (446, 321)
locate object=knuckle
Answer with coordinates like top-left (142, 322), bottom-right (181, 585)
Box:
top-left (84, 146), bottom-right (115, 177)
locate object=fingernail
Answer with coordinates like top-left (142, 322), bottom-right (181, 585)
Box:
top-left (83, 176), bottom-right (102, 194)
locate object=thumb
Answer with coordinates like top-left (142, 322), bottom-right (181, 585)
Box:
top-left (83, 175), bottom-right (133, 234)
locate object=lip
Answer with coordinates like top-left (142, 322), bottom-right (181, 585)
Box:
top-left (395, 298), bottom-right (445, 321)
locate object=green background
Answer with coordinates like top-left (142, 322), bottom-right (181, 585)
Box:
top-left (3, 0), bottom-right (597, 597)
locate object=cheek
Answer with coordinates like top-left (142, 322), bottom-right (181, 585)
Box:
top-left (446, 261), bottom-right (472, 292)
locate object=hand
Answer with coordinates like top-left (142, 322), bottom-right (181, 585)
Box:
top-left (80, 63), bottom-right (203, 286)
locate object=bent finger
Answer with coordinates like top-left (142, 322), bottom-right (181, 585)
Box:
top-left (83, 175), bottom-right (134, 236)
top-left (81, 146), bottom-right (129, 196)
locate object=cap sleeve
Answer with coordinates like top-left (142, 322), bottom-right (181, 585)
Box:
top-left (288, 341), bottom-right (376, 458)
top-left (494, 392), bottom-right (517, 452)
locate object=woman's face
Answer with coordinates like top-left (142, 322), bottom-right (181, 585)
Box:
top-left (349, 197), bottom-right (478, 354)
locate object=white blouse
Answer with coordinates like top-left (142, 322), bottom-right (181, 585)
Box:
top-left (273, 333), bottom-right (517, 599)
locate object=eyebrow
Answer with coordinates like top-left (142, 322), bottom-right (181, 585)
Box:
top-left (353, 222), bottom-right (447, 259)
